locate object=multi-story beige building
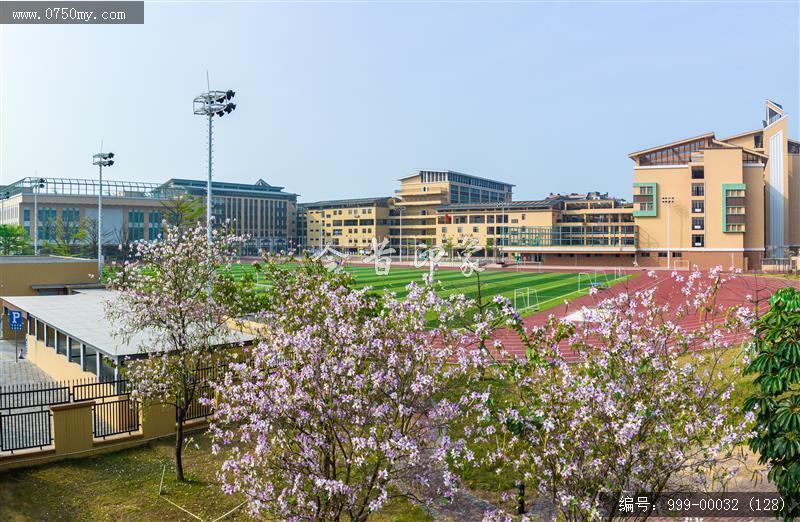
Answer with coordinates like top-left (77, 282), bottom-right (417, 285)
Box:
top-left (300, 197), bottom-right (394, 254)
top-left (628, 100), bottom-right (799, 270)
top-left (302, 101), bottom-right (797, 270)
top-left (393, 170), bottom-right (513, 252)
top-left (438, 193), bottom-right (636, 264)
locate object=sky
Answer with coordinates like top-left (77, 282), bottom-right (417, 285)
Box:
top-left (1, 2), bottom-right (798, 202)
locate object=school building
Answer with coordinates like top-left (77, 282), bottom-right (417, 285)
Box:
top-left (301, 100), bottom-right (798, 270)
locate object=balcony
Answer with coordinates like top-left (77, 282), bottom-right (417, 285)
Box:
top-left (499, 225), bottom-right (638, 252)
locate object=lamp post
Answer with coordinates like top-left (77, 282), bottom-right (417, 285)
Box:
top-left (396, 205), bottom-right (405, 263)
top-left (92, 152), bottom-right (115, 282)
top-left (193, 88), bottom-right (236, 250)
top-left (661, 195), bottom-right (675, 269)
top-left (32, 178), bottom-right (46, 256)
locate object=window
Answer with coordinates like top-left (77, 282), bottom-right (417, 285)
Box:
top-left (692, 200), bottom-right (705, 213)
top-left (148, 211), bottom-right (162, 240)
top-left (691, 167), bottom-right (704, 180)
top-left (658, 252), bottom-right (667, 258)
top-left (639, 252), bottom-right (650, 257)
top-left (472, 227), bottom-right (479, 233)
top-left (692, 217), bottom-right (704, 230)
top-left (128, 210), bottom-right (144, 241)
top-left (692, 234), bottom-right (705, 247)
top-left (755, 134), bottom-right (763, 149)
top-left (691, 183), bottom-right (705, 197)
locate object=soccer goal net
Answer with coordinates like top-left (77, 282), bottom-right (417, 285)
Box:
top-left (513, 288), bottom-right (540, 311)
top-left (673, 260), bottom-right (691, 271)
top-left (578, 271), bottom-right (610, 292)
top-left (515, 260), bottom-right (543, 273)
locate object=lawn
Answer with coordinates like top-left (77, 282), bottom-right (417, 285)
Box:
top-left (0, 431), bottom-right (431, 522)
top-left (227, 262), bottom-right (630, 316)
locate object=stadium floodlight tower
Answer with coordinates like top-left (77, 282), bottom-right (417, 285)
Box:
top-left (32, 177), bottom-right (46, 256)
top-left (92, 151), bottom-right (115, 282)
top-left (193, 88), bottom-right (236, 250)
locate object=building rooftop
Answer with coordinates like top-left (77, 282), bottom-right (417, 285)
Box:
top-left (398, 169), bottom-right (515, 188)
top-left (437, 199), bottom-right (558, 212)
top-left (2, 289), bottom-right (253, 359)
top-left (299, 197), bottom-right (393, 209)
top-left (0, 255), bottom-right (96, 264)
top-left (160, 178), bottom-right (297, 198)
top-left (1, 177), bottom-right (183, 199)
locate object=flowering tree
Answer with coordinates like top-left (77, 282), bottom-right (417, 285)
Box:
top-left (106, 223), bottom-right (248, 482)
top-left (208, 260), bottom-right (486, 520)
top-left (455, 269), bottom-right (757, 519)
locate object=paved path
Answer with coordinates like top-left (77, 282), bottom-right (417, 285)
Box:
top-left (0, 339), bottom-right (54, 388)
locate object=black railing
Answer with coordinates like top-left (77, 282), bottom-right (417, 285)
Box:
top-left (182, 386), bottom-right (213, 422)
top-left (0, 410), bottom-right (53, 452)
top-left (0, 383), bottom-right (70, 410)
top-left (73, 379), bottom-right (130, 401)
top-left (92, 399), bottom-right (140, 439)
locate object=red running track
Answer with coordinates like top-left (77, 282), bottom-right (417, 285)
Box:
top-left (484, 271), bottom-right (800, 363)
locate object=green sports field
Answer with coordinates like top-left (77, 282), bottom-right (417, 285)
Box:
top-left (227, 263), bottom-right (629, 316)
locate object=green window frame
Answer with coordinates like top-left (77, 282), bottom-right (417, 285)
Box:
top-left (722, 183), bottom-right (746, 233)
top-left (633, 182), bottom-right (658, 217)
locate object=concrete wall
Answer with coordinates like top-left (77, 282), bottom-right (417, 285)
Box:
top-left (25, 335), bottom-right (97, 381)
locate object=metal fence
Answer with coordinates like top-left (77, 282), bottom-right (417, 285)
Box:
top-left (0, 378), bottom-right (126, 410)
top-left (182, 386), bottom-right (213, 422)
top-left (0, 383), bottom-right (71, 410)
top-left (92, 398), bottom-right (140, 439)
top-left (73, 379), bottom-right (130, 402)
top-left (762, 257), bottom-right (797, 273)
top-left (0, 409), bottom-right (53, 452)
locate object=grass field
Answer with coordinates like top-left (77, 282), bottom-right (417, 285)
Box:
top-left (227, 263), bottom-right (629, 316)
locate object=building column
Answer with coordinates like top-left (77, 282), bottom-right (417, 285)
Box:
top-left (80, 343), bottom-right (86, 371)
top-left (96, 350), bottom-right (101, 379)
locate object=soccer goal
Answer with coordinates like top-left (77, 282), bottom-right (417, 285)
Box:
top-left (513, 288), bottom-right (540, 311)
top-left (578, 271), bottom-right (610, 292)
top-left (612, 267), bottom-right (626, 280)
top-left (515, 260), bottom-right (544, 273)
top-left (673, 260), bottom-right (691, 271)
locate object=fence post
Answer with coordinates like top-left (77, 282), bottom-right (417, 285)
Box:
top-left (51, 401), bottom-right (93, 455)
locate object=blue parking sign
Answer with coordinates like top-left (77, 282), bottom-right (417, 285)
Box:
top-left (8, 311), bottom-right (23, 332)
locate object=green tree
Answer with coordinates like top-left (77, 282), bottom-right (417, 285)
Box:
top-left (745, 287), bottom-right (800, 515)
top-left (0, 225), bottom-right (32, 255)
top-left (160, 193), bottom-right (205, 228)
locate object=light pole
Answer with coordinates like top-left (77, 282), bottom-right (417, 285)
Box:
top-left (92, 152), bottom-right (115, 282)
top-left (661, 195), bottom-right (675, 269)
top-left (396, 205), bottom-right (405, 263)
top-left (193, 88), bottom-right (236, 250)
top-left (32, 178), bottom-right (45, 256)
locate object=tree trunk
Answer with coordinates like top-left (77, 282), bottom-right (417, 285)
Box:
top-left (175, 407), bottom-right (185, 482)
top-left (517, 479), bottom-right (525, 515)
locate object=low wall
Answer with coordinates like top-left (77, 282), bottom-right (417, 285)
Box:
top-left (0, 400), bottom-right (201, 472)
top-left (25, 335), bottom-right (97, 381)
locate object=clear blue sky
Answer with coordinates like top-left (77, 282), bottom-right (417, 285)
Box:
top-left (1, 2), bottom-right (798, 201)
